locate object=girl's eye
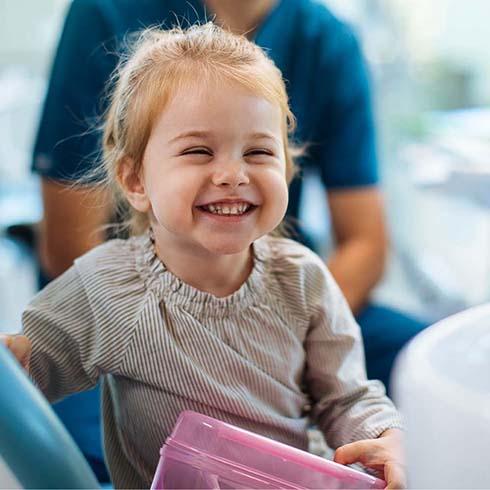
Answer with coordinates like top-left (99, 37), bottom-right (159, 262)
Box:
top-left (181, 147), bottom-right (212, 156)
top-left (245, 148), bottom-right (274, 157)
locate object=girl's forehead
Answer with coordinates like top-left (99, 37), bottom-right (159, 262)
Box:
top-left (156, 85), bottom-right (282, 132)
top-left (157, 78), bottom-right (284, 122)
top-left (141, 71), bottom-right (288, 141)
top-left (172, 76), bottom-right (271, 102)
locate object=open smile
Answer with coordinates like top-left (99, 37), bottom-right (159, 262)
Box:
top-left (195, 201), bottom-right (258, 221)
top-left (199, 202), bottom-right (256, 215)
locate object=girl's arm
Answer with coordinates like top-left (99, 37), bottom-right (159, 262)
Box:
top-left (21, 266), bottom-right (100, 402)
top-left (303, 262), bottom-right (402, 445)
top-left (303, 262), bottom-right (405, 486)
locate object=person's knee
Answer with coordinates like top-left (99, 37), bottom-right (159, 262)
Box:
top-left (388, 312), bottom-right (428, 349)
top-left (357, 304), bottom-right (428, 349)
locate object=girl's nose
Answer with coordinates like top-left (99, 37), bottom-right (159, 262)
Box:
top-left (211, 159), bottom-right (250, 188)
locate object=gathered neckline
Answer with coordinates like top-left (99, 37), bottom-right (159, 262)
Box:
top-left (134, 231), bottom-right (271, 317)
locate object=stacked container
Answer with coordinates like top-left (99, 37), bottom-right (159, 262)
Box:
top-left (151, 411), bottom-right (385, 489)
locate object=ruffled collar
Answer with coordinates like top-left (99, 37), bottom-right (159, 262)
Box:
top-left (135, 231), bottom-right (270, 317)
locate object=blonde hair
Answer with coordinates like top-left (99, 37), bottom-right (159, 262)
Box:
top-left (102, 23), bottom-right (300, 235)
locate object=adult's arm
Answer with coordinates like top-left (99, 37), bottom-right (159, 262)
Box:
top-left (32, 0), bottom-right (116, 278)
top-left (307, 16), bottom-right (387, 313)
top-left (39, 179), bottom-right (111, 278)
top-left (326, 187), bottom-right (388, 314)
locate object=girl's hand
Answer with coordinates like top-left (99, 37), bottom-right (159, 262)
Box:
top-left (0, 334), bottom-right (32, 371)
top-left (334, 428), bottom-right (406, 489)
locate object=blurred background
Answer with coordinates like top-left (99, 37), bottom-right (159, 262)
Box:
top-left (1, 0), bottom-right (489, 331)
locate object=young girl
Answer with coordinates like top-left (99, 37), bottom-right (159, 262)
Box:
top-left (3, 24), bottom-right (405, 488)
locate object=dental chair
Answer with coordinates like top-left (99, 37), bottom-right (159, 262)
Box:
top-left (0, 343), bottom-right (99, 489)
top-left (393, 303), bottom-right (490, 489)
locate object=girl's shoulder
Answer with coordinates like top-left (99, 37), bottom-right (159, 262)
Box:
top-left (260, 235), bottom-right (328, 276)
top-left (72, 234), bottom-right (150, 306)
top-left (74, 236), bottom-right (143, 279)
top-left (259, 235), bottom-right (339, 317)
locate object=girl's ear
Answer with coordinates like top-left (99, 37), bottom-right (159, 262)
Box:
top-left (117, 158), bottom-right (151, 213)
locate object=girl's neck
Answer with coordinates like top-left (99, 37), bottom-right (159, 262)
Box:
top-left (153, 237), bottom-right (255, 297)
top-left (205, 0), bottom-right (277, 38)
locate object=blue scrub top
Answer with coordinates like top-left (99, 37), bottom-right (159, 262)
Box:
top-left (32, 0), bottom-right (379, 462)
top-left (33, 0), bottom-right (378, 224)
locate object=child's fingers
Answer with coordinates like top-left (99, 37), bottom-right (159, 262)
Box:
top-left (11, 336), bottom-right (32, 371)
top-left (0, 334), bottom-right (31, 371)
top-left (334, 440), bottom-right (371, 465)
top-left (335, 438), bottom-right (406, 490)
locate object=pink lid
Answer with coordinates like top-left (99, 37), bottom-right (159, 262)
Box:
top-left (163, 411), bottom-right (385, 489)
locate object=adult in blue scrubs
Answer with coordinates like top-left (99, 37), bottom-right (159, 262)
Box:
top-left (32, 0), bottom-right (427, 480)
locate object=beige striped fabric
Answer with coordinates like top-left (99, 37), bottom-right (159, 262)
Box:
top-left (22, 232), bottom-right (402, 488)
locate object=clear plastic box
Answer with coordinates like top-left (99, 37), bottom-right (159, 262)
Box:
top-left (151, 411), bottom-right (385, 489)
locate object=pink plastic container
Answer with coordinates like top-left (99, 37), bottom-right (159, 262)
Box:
top-left (151, 411), bottom-right (385, 489)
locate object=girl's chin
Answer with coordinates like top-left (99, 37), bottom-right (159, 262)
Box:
top-left (201, 241), bottom-right (252, 256)
top-left (194, 234), bottom-right (256, 256)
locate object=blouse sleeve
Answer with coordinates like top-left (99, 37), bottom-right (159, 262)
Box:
top-left (303, 256), bottom-right (403, 448)
top-left (22, 266), bottom-right (101, 402)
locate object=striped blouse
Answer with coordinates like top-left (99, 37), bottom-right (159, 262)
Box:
top-left (22, 232), bottom-right (402, 488)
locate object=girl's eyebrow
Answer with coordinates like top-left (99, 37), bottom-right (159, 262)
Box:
top-left (169, 130), bottom-right (211, 143)
top-left (249, 132), bottom-right (277, 140)
top-left (248, 132), bottom-right (281, 143)
top-left (169, 130), bottom-right (280, 144)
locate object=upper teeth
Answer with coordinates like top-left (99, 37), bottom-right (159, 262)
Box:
top-left (204, 203), bottom-right (250, 215)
